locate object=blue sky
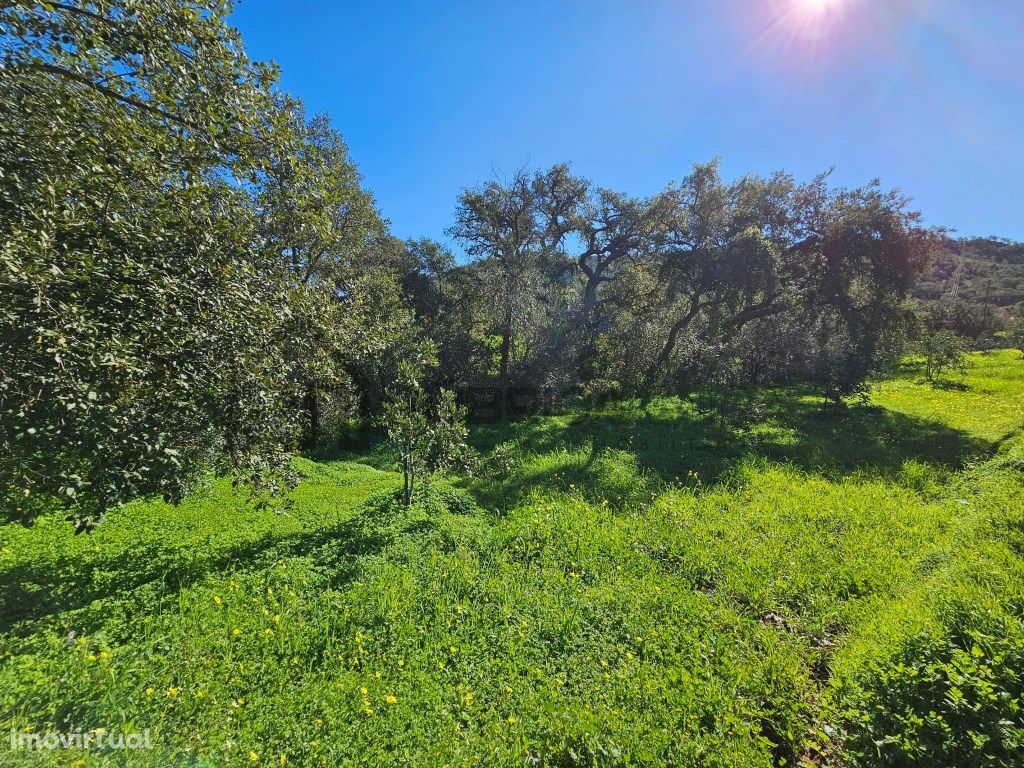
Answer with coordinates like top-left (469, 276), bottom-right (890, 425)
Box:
top-left (231, 0), bottom-right (1024, 242)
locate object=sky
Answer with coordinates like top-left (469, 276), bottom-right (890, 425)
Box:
top-left (230, 0), bottom-right (1024, 243)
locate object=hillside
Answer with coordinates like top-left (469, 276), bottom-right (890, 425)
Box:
top-left (3, 351), bottom-right (1023, 767)
top-left (915, 236), bottom-right (1024, 308)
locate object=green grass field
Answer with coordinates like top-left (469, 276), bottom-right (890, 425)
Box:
top-left (3, 351), bottom-right (1023, 767)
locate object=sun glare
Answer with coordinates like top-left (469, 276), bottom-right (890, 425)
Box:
top-left (778, 0), bottom-right (853, 43)
top-left (795, 0), bottom-right (843, 13)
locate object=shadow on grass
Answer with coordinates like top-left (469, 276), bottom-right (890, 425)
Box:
top-left (6, 387), bottom-right (987, 636)
top-left (466, 388), bottom-right (990, 508)
top-left (0, 497), bottom-right (404, 637)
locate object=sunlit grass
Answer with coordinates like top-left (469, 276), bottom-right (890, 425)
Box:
top-left (872, 349), bottom-right (1024, 443)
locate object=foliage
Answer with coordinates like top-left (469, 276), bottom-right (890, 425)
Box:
top-left (251, 95), bottom-right (394, 446)
top-left (381, 358), bottom-right (475, 506)
top-left (443, 161), bottom-right (938, 409)
top-left (449, 166), bottom-right (587, 419)
top-left (1012, 312), bottom-right (1024, 356)
top-left (0, 0), bottom-right (314, 528)
top-left (920, 330), bottom-right (968, 383)
top-left (915, 237), bottom-right (1024, 309)
top-left (839, 607), bottom-right (1024, 767)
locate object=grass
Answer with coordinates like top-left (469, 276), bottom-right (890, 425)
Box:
top-left (2, 351), bottom-right (1023, 767)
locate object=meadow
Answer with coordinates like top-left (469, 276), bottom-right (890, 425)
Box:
top-left (2, 351), bottom-right (1023, 767)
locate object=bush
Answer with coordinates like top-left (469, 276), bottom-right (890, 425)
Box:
top-left (840, 606), bottom-right (1024, 767)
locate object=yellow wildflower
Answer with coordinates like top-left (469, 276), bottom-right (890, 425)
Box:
top-left (385, 695), bottom-right (397, 705)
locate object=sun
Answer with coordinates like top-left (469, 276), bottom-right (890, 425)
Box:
top-left (793, 0), bottom-right (846, 16)
top-left (774, 0), bottom-right (853, 43)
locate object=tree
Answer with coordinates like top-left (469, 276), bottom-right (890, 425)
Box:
top-left (1012, 312), bottom-right (1024, 357)
top-left (449, 166), bottom-right (585, 420)
top-left (251, 96), bottom-right (399, 447)
top-left (0, 1), bottom-right (305, 527)
top-left (382, 358), bottom-right (474, 507)
top-left (642, 162), bottom-right (802, 387)
top-left (920, 330), bottom-right (968, 383)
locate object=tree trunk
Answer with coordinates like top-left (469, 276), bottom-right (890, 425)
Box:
top-left (304, 379), bottom-right (320, 450)
top-left (498, 305), bottom-right (513, 422)
top-left (643, 298), bottom-right (702, 388)
top-left (402, 450), bottom-right (411, 506)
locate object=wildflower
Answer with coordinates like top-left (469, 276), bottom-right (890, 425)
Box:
top-left (314, 718), bottom-right (323, 726)
top-left (507, 716), bottom-right (517, 724)
top-left (99, 650), bottom-right (110, 660)
top-left (166, 687), bottom-right (180, 697)
top-left (359, 686), bottom-right (368, 696)
top-left (213, 596), bottom-right (222, 606)
top-left (385, 695), bottom-right (397, 705)
top-left (278, 755), bottom-right (287, 765)
top-left (86, 654), bottom-right (97, 662)
top-left (449, 646), bottom-right (458, 654)
top-left (273, 614), bottom-right (281, 625)
top-left (248, 752), bottom-right (259, 762)
top-left (397, 659), bottom-right (404, 668)
top-left (232, 628), bottom-right (241, 636)
top-left (233, 698), bottom-right (245, 707)
top-left (145, 687), bottom-right (154, 696)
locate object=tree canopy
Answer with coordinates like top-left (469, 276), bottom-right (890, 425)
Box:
top-left (0, 1), bottom-right (949, 526)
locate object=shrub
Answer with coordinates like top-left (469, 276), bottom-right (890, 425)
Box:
top-left (840, 606), bottom-right (1024, 767)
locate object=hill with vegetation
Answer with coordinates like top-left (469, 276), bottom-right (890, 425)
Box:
top-left (915, 237), bottom-right (1024, 309)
